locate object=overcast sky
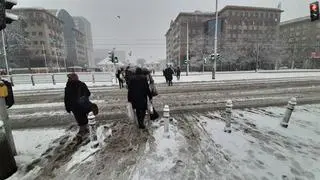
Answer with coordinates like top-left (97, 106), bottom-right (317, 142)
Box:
top-left (17, 0), bottom-right (315, 62)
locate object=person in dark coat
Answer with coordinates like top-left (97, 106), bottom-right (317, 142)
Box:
top-left (163, 69), bottom-right (168, 84)
top-left (116, 68), bottom-right (125, 89)
top-left (165, 65), bottom-right (174, 86)
top-left (64, 73), bottom-right (91, 137)
top-left (176, 66), bottom-right (181, 80)
top-left (128, 67), bottom-right (152, 129)
top-left (125, 66), bottom-right (133, 89)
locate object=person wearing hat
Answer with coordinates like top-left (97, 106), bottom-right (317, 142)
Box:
top-left (64, 73), bottom-right (98, 138)
top-left (127, 67), bottom-right (152, 129)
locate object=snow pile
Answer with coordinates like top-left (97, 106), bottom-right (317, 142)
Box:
top-left (196, 105), bottom-right (320, 179)
top-left (8, 128), bottom-right (65, 180)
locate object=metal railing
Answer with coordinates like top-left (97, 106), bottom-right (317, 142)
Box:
top-left (3, 72), bottom-right (114, 86)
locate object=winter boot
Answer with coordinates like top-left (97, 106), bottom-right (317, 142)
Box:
top-left (76, 125), bottom-right (89, 139)
top-left (138, 118), bottom-right (146, 129)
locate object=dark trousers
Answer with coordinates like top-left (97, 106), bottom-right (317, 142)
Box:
top-left (136, 109), bottom-right (146, 127)
top-left (73, 110), bottom-right (88, 126)
top-left (168, 78), bottom-right (173, 86)
top-left (118, 78), bottom-right (124, 89)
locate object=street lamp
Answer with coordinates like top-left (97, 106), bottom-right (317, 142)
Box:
top-left (212, 0), bottom-right (219, 79)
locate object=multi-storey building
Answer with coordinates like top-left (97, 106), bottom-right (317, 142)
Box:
top-left (49, 9), bottom-right (87, 67)
top-left (7, 8), bottom-right (65, 69)
top-left (166, 5), bottom-right (283, 70)
top-left (280, 16), bottom-right (320, 68)
top-left (166, 12), bottom-right (215, 68)
top-left (73, 28), bottom-right (87, 66)
top-left (218, 5), bottom-right (283, 70)
top-left (73, 16), bottom-right (94, 67)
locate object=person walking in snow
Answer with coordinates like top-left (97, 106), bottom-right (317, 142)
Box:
top-left (176, 66), bottom-right (181, 80)
top-left (127, 67), bottom-right (152, 129)
top-left (116, 67), bottom-right (125, 89)
top-left (165, 65), bottom-right (174, 86)
top-left (64, 73), bottom-right (98, 138)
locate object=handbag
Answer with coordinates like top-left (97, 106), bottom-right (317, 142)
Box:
top-left (150, 108), bottom-right (159, 120)
top-left (126, 102), bottom-right (135, 122)
top-left (149, 83), bottom-right (158, 97)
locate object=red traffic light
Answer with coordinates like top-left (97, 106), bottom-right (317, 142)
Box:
top-left (311, 4), bottom-right (318, 11)
top-left (310, 1), bottom-right (320, 21)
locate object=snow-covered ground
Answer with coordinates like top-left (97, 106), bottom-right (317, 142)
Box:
top-left (8, 128), bottom-right (65, 180)
top-left (12, 71), bottom-right (320, 91)
top-left (6, 104), bottom-right (320, 180)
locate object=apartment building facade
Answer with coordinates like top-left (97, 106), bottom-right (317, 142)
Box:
top-left (7, 8), bottom-right (65, 69)
top-left (73, 16), bottom-right (94, 67)
top-left (280, 16), bottom-right (320, 68)
top-left (166, 5), bottom-right (283, 70)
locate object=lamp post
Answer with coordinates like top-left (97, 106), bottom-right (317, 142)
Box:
top-left (212, 0), bottom-right (219, 79)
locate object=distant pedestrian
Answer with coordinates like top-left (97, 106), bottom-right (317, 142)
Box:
top-left (163, 69), bottom-right (168, 84)
top-left (116, 68), bottom-right (125, 89)
top-left (165, 65), bottom-right (174, 86)
top-left (176, 66), bottom-right (181, 80)
top-left (128, 67), bottom-right (152, 129)
top-left (125, 66), bottom-right (132, 88)
top-left (64, 73), bottom-right (98, 139)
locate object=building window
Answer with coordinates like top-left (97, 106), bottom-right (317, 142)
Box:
top-left (42, 50), bottom-right (46, 54)
top-left (40, 41), bottom-right (45, 45)
top-left (33, 41), bottom-right (38, 45)
top-left (35, 50), bottom-right (39, 55)
top-left (32, 32), bottom-right (36, 36)
top-left (39, 32), bottom-right (43, 36)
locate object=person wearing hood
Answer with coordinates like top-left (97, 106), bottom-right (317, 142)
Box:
top-left (64, 73), bottom-right (92, 138)
top-left (127, 67), bottom-right (152, 129)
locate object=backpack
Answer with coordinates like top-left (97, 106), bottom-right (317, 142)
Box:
top-left (2, 80), bottom-right (14, 109)
top-left (76, 84), bottom-right (98, 115)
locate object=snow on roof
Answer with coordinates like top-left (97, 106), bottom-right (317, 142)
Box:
top-left (97, 58), bottom-right (126, 66)
top-left (6, 12), bottom-right (19, 21)
top-left (97, 58), bottom-right (113, 66)
top-left (6, 0), bottom-right (17, 5)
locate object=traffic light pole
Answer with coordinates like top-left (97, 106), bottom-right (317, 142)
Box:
top-left (212, 0), bottom-right (218, 79)
top-left (1, 30), bottom-right (9, 75)
top-left (186, 22), bottom-right (189, 76)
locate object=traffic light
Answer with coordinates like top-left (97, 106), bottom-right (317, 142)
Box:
top-left (310, 1), bottom-right (319, 21)
top-left (210, 53), bottom-right (220, 60)
top-left (184, 55), bottom-right (190, 64)
top-left (108, 51), bottom-right (114, 63)
top-left (0, 0), bottom-right (19, 31)
top-left (114, 57), bottom-right (118, 63)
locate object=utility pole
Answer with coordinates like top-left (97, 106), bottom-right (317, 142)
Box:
top-left (212, 0), bottom-right (219, 79)
top-left (41, 43), bottom-right (48, 73)
top-left (186, 22), bottom-right (189, 76)
top-left (1, 30), bottom-right (9, 75)
top-left (256, 43), bottom-right (259, 72)
top-left (0, 81), bottom-right (16, 155)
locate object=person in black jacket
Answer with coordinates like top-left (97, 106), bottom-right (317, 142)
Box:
top-left (64, 73), bottom-right (91, 137)
top-left (128, 67), bottom-right (152, 129)
top-left (165, 65), bottom-right (174, 86)
top-left (116, 68), bottom-right (125, 89)
top-left (176, 66), bottom-right (181, 80)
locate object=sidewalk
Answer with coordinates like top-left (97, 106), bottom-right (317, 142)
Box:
top-left (12, 71), bottom-right (320, 91)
